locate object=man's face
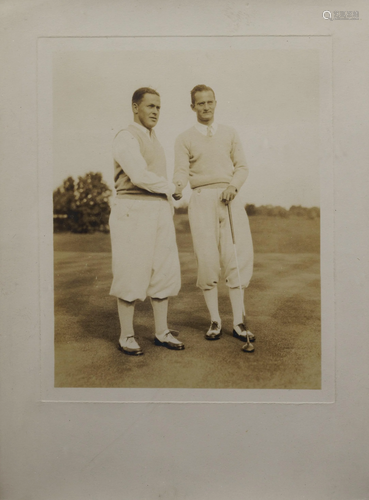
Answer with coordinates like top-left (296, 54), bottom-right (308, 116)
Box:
top-left (191, 90), bottom-right (217, 124)
top-left (133, 93), bottom-right (161, 130)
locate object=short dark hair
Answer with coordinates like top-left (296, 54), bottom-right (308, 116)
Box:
top-left (132, 87), bottom-right (160, 105)
top-left (190, 84), bottom-right (216, 105)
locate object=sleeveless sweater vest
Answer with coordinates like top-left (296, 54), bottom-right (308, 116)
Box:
top-left (114, 124), bottom-right (167, 196)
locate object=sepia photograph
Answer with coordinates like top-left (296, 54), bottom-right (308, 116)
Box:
top-left (45, 37), bottom-right (331, 395)
top-left (2, 2), bottom-right (368, 499)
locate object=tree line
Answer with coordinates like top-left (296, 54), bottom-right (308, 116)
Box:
top-left (53, 173), bottom-right (320, 233)
top-left (245, 204), bottom-right (320, 219)
top-left (175, 204), bottom-right (320, 219)
top-left (53, 173), bottom-right (111, 233)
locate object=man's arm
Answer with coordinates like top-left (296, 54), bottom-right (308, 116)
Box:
top-left (113, 131), bottom-right (175, 197)
top-left (173, 135), bottom-right (191, 199)
top-left (221, 129), bottom-right (249, 203)
top-left (229, 129), bottom-right (249, 190)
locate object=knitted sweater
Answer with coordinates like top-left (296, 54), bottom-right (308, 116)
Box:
top-left (114, 124), bottom-right (168, 196)
top-left (174, 124), bottom-right (248, 190)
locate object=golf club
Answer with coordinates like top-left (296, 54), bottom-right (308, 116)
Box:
top-left (227, 201), bottom-right (254, 353)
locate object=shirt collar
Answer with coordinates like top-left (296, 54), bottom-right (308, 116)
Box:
top-left (131, 121), bottom-right (154, 140)
top-left (195, 121), bottom-right (218, 136)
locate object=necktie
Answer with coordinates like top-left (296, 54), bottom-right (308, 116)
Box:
top-left (207, 126), bottom-right (213, 137)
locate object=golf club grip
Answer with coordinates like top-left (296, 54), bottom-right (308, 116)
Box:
top-left (227, 203), bottom-right (236, 244)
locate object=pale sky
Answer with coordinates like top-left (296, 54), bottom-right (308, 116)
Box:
top-left (53, 49), bottom-right (320, 208)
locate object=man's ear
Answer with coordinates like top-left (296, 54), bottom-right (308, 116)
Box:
top-left (190, 103), bottom-right (195, 111)
top-left (132, 103), bottom-right (138, 114)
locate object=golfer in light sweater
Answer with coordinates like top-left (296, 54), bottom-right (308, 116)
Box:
top-left (109, 87), bottom-right (184, 355)
top-left (173, 84), bottom-right (254, 347)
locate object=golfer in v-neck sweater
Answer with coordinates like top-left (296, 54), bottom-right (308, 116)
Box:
top-left (109, 87), bottom-right (184, 355)
top-left (173, 85), bottom-right (254, 346)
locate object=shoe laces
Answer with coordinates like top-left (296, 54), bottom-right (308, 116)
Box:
top-left (161, 330), bottom-right (181, 343)
top-left (236, 323), bottom-right (247, 333)
top-left (210, 321), bottom-right (220, 330)
top-left (164, 330), bottom-right (178, 340)
top-left (125, 336), bottom-right (138, 346)
top-left (236, 324), bottom-right (254, 337)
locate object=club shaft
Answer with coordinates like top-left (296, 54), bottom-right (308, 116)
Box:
top-left (227, 203), bottom-right (246, 320)
top-left (228, 202), bottom-right (236, 244)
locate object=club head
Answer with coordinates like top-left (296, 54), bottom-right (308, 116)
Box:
top-left (242, 334), bottom-right (255, 353)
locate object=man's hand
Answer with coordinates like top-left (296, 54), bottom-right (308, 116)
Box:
top-left (172, 184), bottom-right (183, 201)
top-left (221, 185), bottom-right (238, 204)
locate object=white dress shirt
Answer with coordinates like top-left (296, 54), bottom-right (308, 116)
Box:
top-left (194, 121), bottom-right (218, 136)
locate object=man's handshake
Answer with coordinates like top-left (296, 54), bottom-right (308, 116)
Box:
top-left (172, 183), bottom-right (183, 201)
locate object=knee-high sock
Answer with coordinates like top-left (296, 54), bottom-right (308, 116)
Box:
top-left (117, 298), bottom-right (135, 340)
top-left (203, 287), bottom-right (221, 324)
top-left (229, 287), bottom-right (245, 326)
top-left (151, 297), bottom-right (169, 335)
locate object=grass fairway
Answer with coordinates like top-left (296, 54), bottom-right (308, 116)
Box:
top-left (54, 215), bottom-right (321, 389)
